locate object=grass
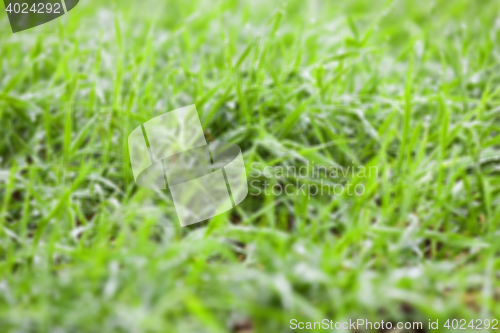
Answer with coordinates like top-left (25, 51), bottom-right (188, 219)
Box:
top-left (1, 0), bottom-right (500, 331)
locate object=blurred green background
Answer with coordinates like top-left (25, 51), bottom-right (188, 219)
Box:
top-left (1, 0), bottom-right (500, 331)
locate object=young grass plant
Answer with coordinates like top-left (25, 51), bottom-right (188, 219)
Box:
top-left (1, 0), bottom-right (500, 331)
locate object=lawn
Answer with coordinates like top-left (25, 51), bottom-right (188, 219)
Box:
top-left (1, 0), bottom-right (500, 331)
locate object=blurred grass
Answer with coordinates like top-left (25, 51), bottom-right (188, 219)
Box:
top-left (1, 0), bottom-right (500, 332)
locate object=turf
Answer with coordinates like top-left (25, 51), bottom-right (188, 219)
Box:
top-left (1, 0), bottom-right (500, 332)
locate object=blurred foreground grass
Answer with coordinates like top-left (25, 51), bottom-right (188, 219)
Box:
top-left (1, 0), bottom-right (500, 331)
